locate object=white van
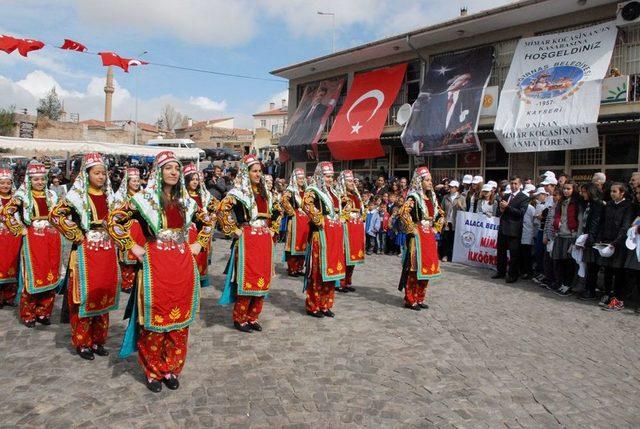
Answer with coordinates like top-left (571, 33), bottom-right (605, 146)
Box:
top-left (0, 155), bottom-right (29, 169)
top-left (146, 139), bottom-right (206, 162)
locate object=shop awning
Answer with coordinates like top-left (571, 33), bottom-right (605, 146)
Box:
top-left (327, 63), bottom-right (407, 160)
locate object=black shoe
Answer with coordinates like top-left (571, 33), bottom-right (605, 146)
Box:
top-left (321, 309), bottom-right (334, 318)
top-left (418, 303), bottom-right (429, 309)
top-left (23, 319), bottom-right (36, 328)
top-left (337, 288), bottom-right (349, 293)
top-left (77, 347), bottom-right (95, 361)
top-left (346, 286), bottom-right (356, 292)
top-left (578, 290), bottom-right (598, 301)
top-left (92, 344), bottom-right (109, 356)
top-left (505, 276), bottom-right (518, 284)
top-left (36, 316), bottom-right (51, 325)
top-left (598, 294), bottom-right (611, 307)
top-left (163, 375), bottom-right (180, 390)
top-left (146, 379), bottom-right (162, 393)
top-left (306, 310), bottom-right (324, 318)
top-left (404, 303), bottom-right (421, 311)
top-left (233, 321), bottom-right (252, 332)
top-left (248, 321), bottom-right (262, 331)
top-left (491, 273), bottom-right (505, 279)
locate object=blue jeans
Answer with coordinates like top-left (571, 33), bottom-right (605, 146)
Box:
top-left (377, 231), bottom-right (387, 253)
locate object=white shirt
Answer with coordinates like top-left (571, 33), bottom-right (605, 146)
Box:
top-left (445, 90), bottom-right (460, 129)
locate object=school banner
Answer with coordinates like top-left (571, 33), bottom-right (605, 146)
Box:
top-left (494, 21), bottom-right (618, 153)
top-left (452, 211), bottom-right (499, 270)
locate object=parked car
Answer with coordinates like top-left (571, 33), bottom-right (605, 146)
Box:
top-left (0, 155), bottom-right (29, 169)
top-left (217, 148), bottom-right (242, 161)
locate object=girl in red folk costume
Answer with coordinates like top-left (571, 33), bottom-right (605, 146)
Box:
top-left (281, 168), bottom-right (310, 276)
top-left (217, 155), bottom-right (281, 333)
top-left (184, 164), bottom-right (218, 288)
top-left (113, 167), bottom-right (142, 293)
top-left (337, 170), bottom-right (366, 293)
top-left (107, 151), bottom-right (214, 393)
top-left (302, 162), bottom-right (346, 318)
top-left (2, 162), bottom-right (63, 327)
top-left (0, 169), bottom-right (21, 308)
top-left (49, 153), bottom-right (120, 360)
top-left (397, 166), bottom-right (443, 311)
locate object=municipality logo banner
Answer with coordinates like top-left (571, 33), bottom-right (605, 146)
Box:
top-left (494, 21), bottom-right (618, 153)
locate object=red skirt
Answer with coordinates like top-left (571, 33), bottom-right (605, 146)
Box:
top-left (0, 228), bottom-right (21, 284)
top-left (21, 226), bottom-right (63, 294)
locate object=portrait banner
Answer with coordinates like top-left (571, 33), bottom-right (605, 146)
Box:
top-left (401, 46), bottom-right (494, 156)
top-left (494, 21), bottom-right (617, 153)
top-left (278, 77), bottom-right (344, 161)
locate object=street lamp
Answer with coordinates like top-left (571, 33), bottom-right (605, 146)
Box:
top-left (134, 50), bottom-right (148, 145)
top-left (317, 11), bottom-right (335, 53)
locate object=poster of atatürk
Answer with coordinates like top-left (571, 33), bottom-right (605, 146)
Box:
top-left (401, 46), bottom-right (494, 156)
top-left (278, 77), bottom-right (344, 161)
top-left (494, 21), bottom-right (617, 153)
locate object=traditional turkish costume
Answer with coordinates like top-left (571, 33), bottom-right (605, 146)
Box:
top-left (112, 167), bottom-right (143, 293)
top-left (1, 162), bottom-right (63, 326)
top-left (184, 165), bottom-right (218, 288)
top-left (337, 170), bottom-right (366, 292)
top-left (0, 169), bottom-right (21, 307)
top-left (49, 153), bottom-right (120, 358)
top-left (397, 166), bottom-right (442, 310)
top-left (107, 151), bottom-right (214, 389)
top-left (302, 162), bottom-right (346, 317)
top-left (217, 155), bottom-right (281, 332)
top-left (281, 168), bottom-right (310, 276)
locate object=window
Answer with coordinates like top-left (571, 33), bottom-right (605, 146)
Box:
top-left (611, 23), bottom-right (640, 76)
top-left (605, 134), bottom-right (638, 165)
top-left (484, 140), bottom-right (508, 168)
top-left (488, 39), bottom-right (519, 88)
top-left (260, 119), bottom-right (266, 128)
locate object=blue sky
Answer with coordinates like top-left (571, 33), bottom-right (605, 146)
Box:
top-left (0, 0), bottom-right (513, 129)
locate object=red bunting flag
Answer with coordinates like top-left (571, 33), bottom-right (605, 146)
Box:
top-left (98, 52), bottom-right (148, 73)
top-left (16, 39), bottom-right (44, 57)
top-left (0, 35), bottom-right (19, 54)
top-left (0, 35), bottom-right (44, 57)
top-left (60, 38), bottom-right (87, 52)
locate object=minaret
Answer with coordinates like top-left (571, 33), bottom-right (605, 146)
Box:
top-left (104, 66), bottom-right (114, 124)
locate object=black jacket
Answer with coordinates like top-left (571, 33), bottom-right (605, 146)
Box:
top-left (580, 200), bottom-right (604, 248)
top-left (498, 191), bottom-right (529, 237)
top-left (596, 199), bottom-right (632, 247)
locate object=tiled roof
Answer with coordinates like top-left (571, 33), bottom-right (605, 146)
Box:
top-left (253, 107), bottom-right (288, 117)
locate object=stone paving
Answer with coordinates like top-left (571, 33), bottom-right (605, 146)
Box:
top-left (1, 237), bottom-right (640, 429)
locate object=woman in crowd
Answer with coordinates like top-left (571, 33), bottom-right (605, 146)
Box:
top-left (549, 181), bottom-right (582, 296)
top-left (0, 168), bottom-right (22, 308)
top-left (184, 163), bottom-right (218, 287)
top-left (2, 161), bottom-right (63, 327)
top-left (577, 183), bottom-right (604, 301)
top-left (397, 166), bottom-right (443, 311)
top-left (281, 168), bottom-right (310, 277)
top-left (520, 192), bottom-right (537, 280)
top-left (476, 183), bottom-right (497, 217)
top-left (597, 183), bottom-right (632, 310)
top-left (337, 170), bottom-right (366, 292)
top-left (112, 167), bottom-right (142, 293)
top-left (217, 155), bottom-right (281, 332)
top-left (107, 151), bottom-right (214, 393)
top-left (49, 153), bottom-right (120, 360)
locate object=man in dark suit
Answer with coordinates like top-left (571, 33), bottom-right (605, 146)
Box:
top-left (493, 176), bottom-right (530, 283)
top-left (281, 86), bottom-right (329, 149)
top-left (402, 73), bottom-right (482, 154)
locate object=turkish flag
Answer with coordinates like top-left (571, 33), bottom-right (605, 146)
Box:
top-left (16, 39), bottom-right (44, 57)
top-left (0, 36), bottom-right (44, 57)
top-left (327, 63), bottom-right (407, 160)
top-left (99, 52), bottom-right (147, 73)
top-left (0, 35), bottom-right (19, 54)
top-left (61, 39), bottom-right (87, 52)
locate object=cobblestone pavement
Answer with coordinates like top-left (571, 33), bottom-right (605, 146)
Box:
top-left (1, 237), bottom-right (640, 429)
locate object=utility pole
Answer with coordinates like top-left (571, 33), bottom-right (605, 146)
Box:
top-left (317, 11), bottom-right (336, 53)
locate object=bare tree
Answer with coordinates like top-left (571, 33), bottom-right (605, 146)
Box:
top-left (37, 87), bottom-right (62, 120)
top-left (160, 104), bottom-right (184, 131)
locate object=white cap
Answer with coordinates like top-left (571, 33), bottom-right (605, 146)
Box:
top-left (541, 176), bottom-right (558, 186)
top-left (523, 184), bottom-right (536, 194)
top-left (449, 180), bottom-right (460, 188)
top-left (462, 174), bottom-right (473, 185)
top-left (595, 244), bottom-right (614, 258)
top-left (481, 184), bottom-right (493, 192)
top-left (487, 180), bottom-right (497, 189)
top-left (472, 175), bottom-right (484, 184)
top-left (542, 170), bottom-right (556, 179)
top-left (533, 187), bottom-right (549, 196)
top-left (503, 187), bottom-right (512, 195)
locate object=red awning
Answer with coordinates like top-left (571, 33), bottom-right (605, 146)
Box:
top-left (327, 63), bottom-right (407, 160)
